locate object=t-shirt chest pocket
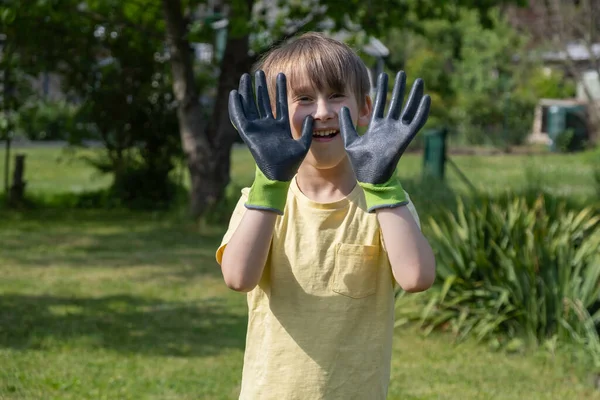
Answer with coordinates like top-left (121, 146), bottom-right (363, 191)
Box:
top-left (331, 243), bottom-right (379, 299)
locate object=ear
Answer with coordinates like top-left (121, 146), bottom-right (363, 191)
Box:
top-left (357, 95), bottom-right (373, 127)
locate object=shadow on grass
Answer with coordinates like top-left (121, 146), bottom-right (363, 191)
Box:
top-left (0, 293), bottom-right (246, 357)
top-left (0, 209), bottom-right (225, 278)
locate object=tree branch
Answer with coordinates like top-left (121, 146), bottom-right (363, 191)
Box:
top-left (251, 9), bottom-right (327, 63)
top-left (75, 7), bottom-right (164, 40)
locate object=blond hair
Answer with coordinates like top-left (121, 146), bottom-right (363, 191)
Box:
top-left (253, 32), bottom-right (371, 108)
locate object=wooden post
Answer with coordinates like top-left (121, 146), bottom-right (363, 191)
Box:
top-left (3, 137), bottom-right (10, 196)
top-left (8, 153), bottom-right (26, 205)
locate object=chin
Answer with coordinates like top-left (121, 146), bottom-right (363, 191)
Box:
top-left (305, 152), bottom-right (348, 170)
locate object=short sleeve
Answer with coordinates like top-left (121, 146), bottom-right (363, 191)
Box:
top-left (215, 187), bottom-right (250, 265)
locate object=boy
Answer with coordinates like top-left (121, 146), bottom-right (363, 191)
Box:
top-left (216, 32), bottom-right (436, 399)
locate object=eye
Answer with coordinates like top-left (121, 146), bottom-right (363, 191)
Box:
top-left (330, 93), bottom-right (345, 99)
top-left (295, 95), bottom-right (313, 103)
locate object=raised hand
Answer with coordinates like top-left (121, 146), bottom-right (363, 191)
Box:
top-left (228, 70), bottom-right (313, 214)
top-left (229, 70), bottom-right (313, 182)
top-left (340, 71), bottom-right (430, 185)
top-left (340, 71), bottom-right (430, 212)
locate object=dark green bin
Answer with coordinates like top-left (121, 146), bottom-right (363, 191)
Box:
top-left (422, 128), bottom-right (447, 180)
top-left (546, 105), bottom-right (587, 152)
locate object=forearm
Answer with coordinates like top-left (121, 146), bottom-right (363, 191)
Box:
top-left (221, 209), bottom-right (278, 292)
top-left (377, 206), bottom-right (436, 292)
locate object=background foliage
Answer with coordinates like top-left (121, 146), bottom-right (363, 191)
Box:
top-left (1, 1), bottom-right (600, 396)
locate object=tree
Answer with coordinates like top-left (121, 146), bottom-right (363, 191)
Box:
top-left (380, 7), bottom-right (555, 148)
top-left (506, 0), bottom-right (600, 139)
top-left (162, 0), bottom-right (255, 218)
top-left (3, 0), bottom-right (526, 216)
top-left (3, 0), bottom-right (182, 208)
top-left (162, 0), bottom-right (527, 219)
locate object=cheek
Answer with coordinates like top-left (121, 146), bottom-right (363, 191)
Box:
top-left (339, 102), bottom-right (359, 121)
top-left (290, 109), bottom-right (310, 138)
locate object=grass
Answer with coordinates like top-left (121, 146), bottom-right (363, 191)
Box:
top-left (0, 144), bottom-right (599, 398)
top-left (0, 146), bottom-right (111, 195)
top-left (1, 210), bottom-right (599, 399)
top-left (228, 144), bottom-right (599, 200)
top-left (0, 210), bottom-right (244, 399)
top-left (2, 144), bottom-right (598, 201)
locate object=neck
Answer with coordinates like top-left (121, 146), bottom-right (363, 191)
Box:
top-left (295, 157), bottom-right (357, 203)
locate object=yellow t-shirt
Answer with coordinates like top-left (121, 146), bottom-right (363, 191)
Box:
top-left (216, 177), bottom-right (420, 400)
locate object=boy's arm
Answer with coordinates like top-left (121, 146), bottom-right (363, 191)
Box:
top-left (376, 206), bottom-right (435, 292)
top-left (221, 209), bottom-right (277, 292)
top-left (221, 71), bottom-right (312, 292)
top-left (340, 71), bottom-right (435, 292)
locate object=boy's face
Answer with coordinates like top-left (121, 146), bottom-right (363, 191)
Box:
top-left (286, 73), bottom-right (372, 171)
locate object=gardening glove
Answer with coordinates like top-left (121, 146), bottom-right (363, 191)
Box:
top-left (229, 70), bottom-right (313, 214)
top-left (340, 71), bottom-right (431, 212)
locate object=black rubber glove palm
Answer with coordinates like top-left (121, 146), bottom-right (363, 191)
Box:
top-left (228, 70), bottom-right (313, 214)
top-left (229, 70), bottom-right (313, 182)
top-left (340, 72), bottom-right (430, 212)
top-left (341, 71), bottom-right (431, 185)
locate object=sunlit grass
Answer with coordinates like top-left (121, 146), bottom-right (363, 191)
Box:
top-left (0, 143), bottom-right (599, 398)
top-left (0, 146), bottom-right (111, 194)
top-left (1, 144), bottom-right (597, 201)
top-left (1, 210), bottom-right (599, 398)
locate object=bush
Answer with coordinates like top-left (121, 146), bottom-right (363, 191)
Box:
top-left (595, 163), bottom-right (600, 200)
top-left (16, 101), bottom-right (92, 142)
top-left (396, 192), bottom-right (600, 358)
top-left (109, 165), bottom-right (182, 210)
top-left (401, 176), bottom-right (459, 223)
top-left (202, 182), bottom-right (246, 226)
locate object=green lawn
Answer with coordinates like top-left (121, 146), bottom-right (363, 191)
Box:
top-left (0, 147), bottom-right (111, 194)
top-left (0, 144), bottom-right (599, 399)
top-left (230, 144), bottom-right (599, 200)
top-left (2, 144), bottom-right (598, 200)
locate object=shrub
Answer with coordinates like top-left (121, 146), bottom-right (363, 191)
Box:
top-left (593, 162), bottom-right (600, 199)
top-left (396, 193), bottom-right (600, 358)
top-left (202, 182), bottom-right (246, 226)
top-left (16, 100), bottom-right (90, 142)
top-left (401, 176), bottom-right (459, 224)
top-left (109, 164), bottom-right (181, 210)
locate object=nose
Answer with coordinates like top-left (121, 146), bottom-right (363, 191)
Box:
top-left (313, 98), bottom-right (335, 121)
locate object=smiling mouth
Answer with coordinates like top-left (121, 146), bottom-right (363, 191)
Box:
top-left (312, 129), bottom-right (339, 139)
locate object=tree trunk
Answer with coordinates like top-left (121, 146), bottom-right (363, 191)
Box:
top-left (162, 0), bottom-right (255, 219)
top-left (162, 0), bottom-right (214, 218)
top-left (206, 0), bottom-right (323, 198)
top-left (206, 32), bottom-right (254, 197)
top-left (8, 154), bottom-right (26, 206)
top-left (3, 137), bottom-right (10, 197)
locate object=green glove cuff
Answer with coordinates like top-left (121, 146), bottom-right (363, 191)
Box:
top-left (359, 175), bottom-right (408, 213)
top-left (245, 166), bottom-right (290, 215)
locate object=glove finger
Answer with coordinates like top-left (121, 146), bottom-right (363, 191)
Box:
top-left (299, 115), bottom-right (314, 151)
top-left (413, 94), bottom-right (431, 133)
top-left (387, 71), bottom-right (406, 120)
top-left (239, 73), bottom-right (259, 121)
top-left (371, 72), bottom-right (388, 121)
top-left (229, 90), bottom-right (250, 142)
top-left (255, 70), bottom-right (274, 119)
top-left (371, 73), bottom-right (388, 122)
top-left (401, 78), bottom-right (424, 124)
top-left (340, 106), bottom-right (359, 149)
top-left (399, 95), bottom-right (431, 154)
top-left (275, 73), bottom-right (289, 122)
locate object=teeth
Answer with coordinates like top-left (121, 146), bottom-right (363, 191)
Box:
top-left (313, 129), bottom-right (338, 136)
